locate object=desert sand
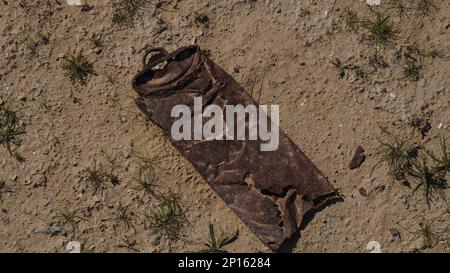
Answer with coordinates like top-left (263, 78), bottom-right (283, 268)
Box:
top-left (0, 0), bottom-right (449, 253)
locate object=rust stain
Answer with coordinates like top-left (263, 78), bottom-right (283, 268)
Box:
top-left (132, 45), bottom-right (339, 251)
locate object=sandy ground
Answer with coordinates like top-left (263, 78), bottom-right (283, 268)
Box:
top-left (0, 0), bottom-right (449, 253)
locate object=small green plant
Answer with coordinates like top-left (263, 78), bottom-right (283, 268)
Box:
top-left (330, 57), bottom-right (346, 79)
top-left (52, 209), bottom-right (86, 236)
top-left (63, 52), bottom-right (96, 85)
top-left (84, 158), bottom-right (120, 193)
top-left (401, 59), bottom-right (422, 81)
top-left (330, 57), bottom-right (373, 80)
top-left (347, 64), bottom-right (374, 80)
top-left (364, 11), bottom-right (398, 46)
top-left (426, 135), bottom-right (450, 174)
top-left (386, 0), bottom-right (438, 18)
top-left (105, 172), bottom-right (120, 186)
top-left (112, 0), bottom-right (150, 26)
top-left (84, 162), bottom-right (106, 194)
top-left (374, 128), bottom-right (449, 206)
top-left (145, 189), bottom-right (190, 249)
top-left (135, 154), bottom-right (160, 172)
top-left (343, 7), bottom-right (398, 46)
top-left (372, 127), bottom-right (414, 181)
top-left (386, 0), bottom-right (411, 19)
top-left (416, 0), bottom-right (438, 16)
top-left (103, 154), bottom-right (120, 186)
top-left (112, 203), bottom-right (136, 233)
top-left (0, 104), bottom-right (26, 162)
top-left (343, 7), bottom-right (362, 32)
top-left (133, 167), bottom-right (159, 198)
top-left (197, 223), bottom-right (239, 253)
top-left (132, 154), bottom-right (160, 198)
top-left (412, 218), bottom-right (442, 248)
top-left (409, 157), bottom-right (448, 206)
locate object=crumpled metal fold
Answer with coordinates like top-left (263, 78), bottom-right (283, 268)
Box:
top-left (132, 45), bottom-right (338, 251)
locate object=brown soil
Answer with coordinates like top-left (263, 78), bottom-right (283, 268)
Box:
top-left (0, 0), bottom-right (449, 253)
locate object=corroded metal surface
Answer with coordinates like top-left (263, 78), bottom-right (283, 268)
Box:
top-left (132, 45), bottom-right (338, 251)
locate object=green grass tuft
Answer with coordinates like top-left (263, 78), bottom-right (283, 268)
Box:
top-left (84, 158), bottom-right (120, 193)
top-left (401, 59), bottom-right (422, 81)
top-left (132, 154), bottom-right (160, 198)
top-left (364, 11), bottom-right (398, 46)
top-left (52, 209), bottom-right (86, 236)
top-left (386, 0), bottom-right (411, 19)
top-left (330, 57), bottom-right (346, 79)
top-left (197, 223), bottom-right (239, 253)
top-left (0, 103), bottom-right (26, 161)
top-left (343, 7), bottom-right (362, 32)
top-left (416, 0), bottom-right (438, 16)
top-left (343, 8), bottom-right (398, 47)
top-left (133, 166), bottom-right (159, 198)
top-left (374, 128), bottom-right (450, 206)
top-left (372, 127), bottom-right (413, 181)
top-left (426, 135), bottom-right (450, 174)
top-left (112, 0), bottom-right (153, 26)
top-left (63, 52), bottom-right (96, 85)
top-left (330, 57), bottom-right (374, 80)
top-left (145, 189), bottom-right (190, 250)
top-left (412, 218), bottom-right (442, 248)
top-left (111, 203), bottom-right (136, 233)
top-left (409, 156), bottom-right (448, 207)
top-left (84, 161), bottom-right (106, 194)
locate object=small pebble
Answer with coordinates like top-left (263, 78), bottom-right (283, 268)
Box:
top-left (349, 145), bottom-right (366, 169)
top-left (399, 195), bottom-right (409, 205)
top-left (390, 228), bottom-right (401, 239)
top-left (359, 187), bottom-right (368, 197)
top-left (374, 184), bottom-right (385, 192)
